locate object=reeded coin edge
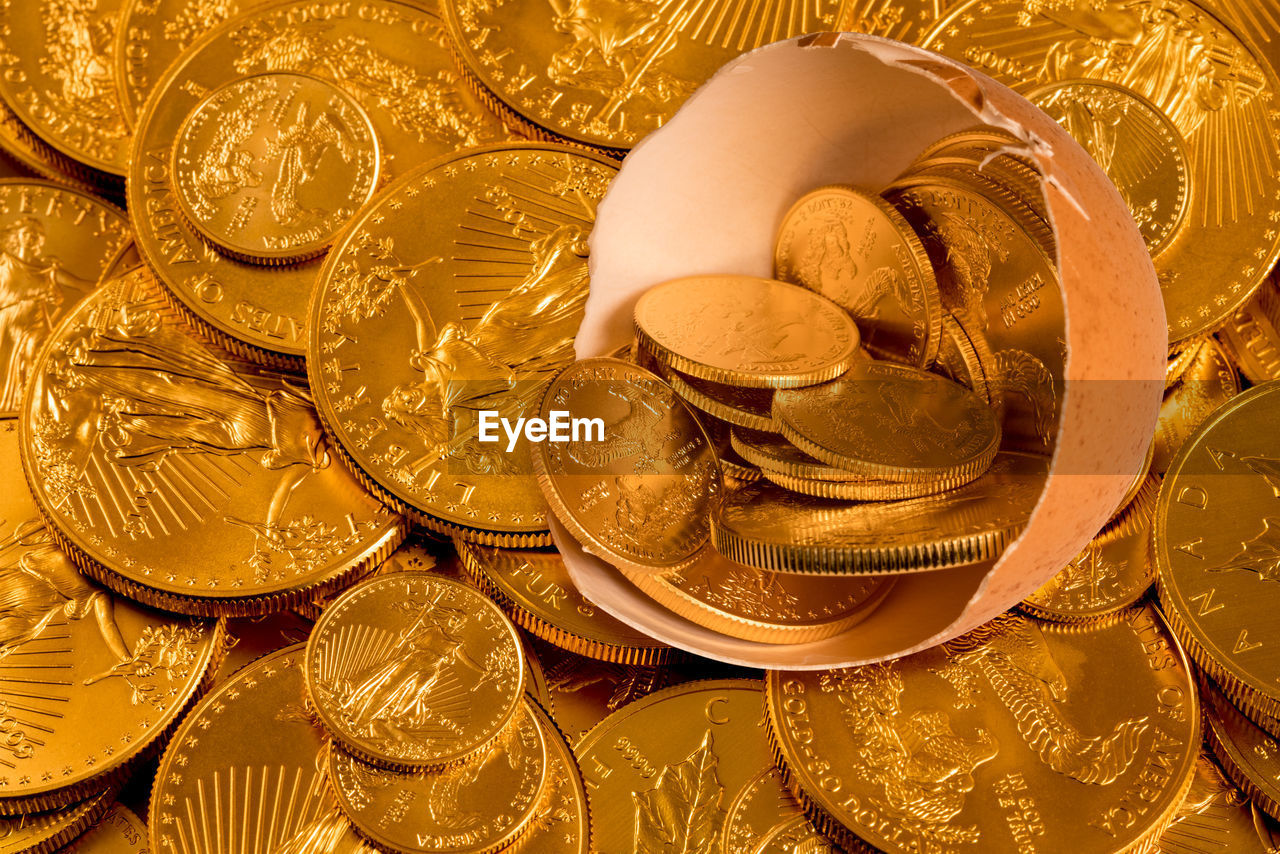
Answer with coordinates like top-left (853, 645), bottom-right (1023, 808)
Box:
top-left (660, 366), bottom-right (779, 433)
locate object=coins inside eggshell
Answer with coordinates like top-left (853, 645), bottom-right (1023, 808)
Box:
top-left (634, 276), bottom-right (861, 389)
top-left (169, 72), bottom-right (381, 265)
top-left (933, 310), bottom-right (993, 406)
top-left (532, 357), bottom-right (721, 574)
top-left (304, 573), bottom-right (525, 769)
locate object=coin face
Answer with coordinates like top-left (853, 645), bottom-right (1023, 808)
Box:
top-left (71, 804), bottom-right (150, 854)
top-left (20, 266), bottom-right (404, 615)
top-left (1155, 382), bottom-right (1280, 723)
top-left (773, 361), bottom-right (1000, 483)
top-left (775, 185), bottom-right (941, 366)
top-left (329, 700), bottom-right (549, 854)
top-left (768, 608), bottom-right (1199, 853)
top-left (1202, 677), bottom-right (1280, 823)
top-left (501, 704), bottom-right (590, 854)
top-left (634, 276), bottom-right (861, 389)
top-left (0, 100), bottom-right (105, 194)
top-left (309, 144), bottom-right (617, 543)
top-left (536, 644), bottom-right (669, 745)
top-left (1155, 750), bottom-right (1276, 854)
top-left (0, 0), bottom-right (130, 176)
top-left (723, 767), bottom-right (825, 854)
top-left (713, 451), bottom-right (1049, 574)
top-left (151, 645), bottom-right (367, 854)
top-left (304, 574), bottom-right (525, 768)
top-left (0, 180), bottom-right (132, 415)
top-left (921, 0), bottom-right (1280, 349)
top-left (1153, 336), bottom-right (1240, 472)
top-left (576, 679), bottom-right (773, 853)
top-left (128, 0), bottom-right (508, 363)
top-left (456, 540), bottom-right (675, 665)
top-left (170, 72), bottom-right (381, 264)
top-left (0, 419), bottom-right (221, 812)
top-left (533, 358), bottom-right (721, 573)
top-left (1218, 275), bottom-right (1280, 384)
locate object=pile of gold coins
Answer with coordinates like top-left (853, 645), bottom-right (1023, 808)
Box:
top-left (0, 0), bottom-right (1277, 851)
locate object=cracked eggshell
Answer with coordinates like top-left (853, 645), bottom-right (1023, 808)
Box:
top-left (559, 33), bottom-right (1165, 668)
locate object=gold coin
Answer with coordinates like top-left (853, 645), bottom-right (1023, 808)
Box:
top-left (1202, 0), bottom-right (1280, 81)
top-left (774, 185), bottom-right (941, 367)
top-left (622, 549), bottom-right (894, 643)
top-left (21, 266), bottom-right (405, 616)
top-left (921, 0), bottom-right (1280, 350)
top-left (660, 366), bottom-right (778, 433)
top-left (698, 414), bottom-right (763, 486)
top-left (216, 610), bottom-right (313, 686)
top-left (1154, 381), bottom-right (1280, 723)
top-left (0, 789), bottom-right (115, 854)
top-left (533, 357), bottom-right (721, 573)
top-left (170, 72), bottom-right (381, 265)
top-left (442, 0), bottom-right (846, 153)
top-left (1154, 337), bottom-right (1240, 473)
top-left (1108, 450), bottom-right (1158, 534)
top-left (0, 418), bottom-right (222, 813)
top-left (0, 0), bottom-right (130, 179)
top-left (773, 360), bottom-right (1000, 484)
top-left (309, 144), bottom-right (617, 544)
top-left (151, 645), bottom-right (367, 854)
top-left (304, 573), bottom-right (524, 769)
top-left (128, 0), bottom-right (509, 365)
top-left (328, 700), bottom-right (549, 854)
top-left (1167, 337), bottom-right (1208, 387)
top-left (634, 276), bottom-right (862, 389)
top-left (0, 180), bottom-right (132, 415)
top-left (934, 310), bottom-right (993, 406)
top-left (724, 767), bottom-right (826, 854)
top-left (508, 705), bottom-right (590, 854)
top-left (297, 536), bottom-right (441, 622)
top-left (0, 99), bottom-right (108, 195)
top-left (1203, 676), bottom-right (1280, 823)
top-left (1020, 498), bottom-right (1154, 623)
top-left (913, 127), bottom-right (1052, 235)
top-left (73, 803), bottom-right (151, 854)
top-left (455, 539), bottom-right (675, 666)
top-left (1156, 749), bottom-right (1277, 854)
top-left (752, 817), bottom-right (837, 854)
top-left (576, 679), bottom-right (773, 852)
top-left (113, 0), bottom-right (275, 127)
top-left (1218, 272), bottom-right (1280, 384)
top-left (537, 643), bottom-right (669, 746)
top-left (767, 607), bottom-right (1199, 853)
top-left (885, 176), bottom-right (1063, 455)
top-left (713, 451), bottom-right (1049, 574)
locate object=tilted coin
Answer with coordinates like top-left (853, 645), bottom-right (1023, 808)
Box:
top-left (1218, 272), bottom-right (1280, 384)
top-left (170, 72), bottom-right (381, 265)
top-left (1153, 336), bottom-right (1240, 473)
top-left (1155, 750), bottom-right (1277, 854)
top-left (500, 704), bottom-right (589, 854)
top-left (622, 548), bottom-right (894, 644)
top-left (697, 414), bottom-right (762, 486)
top-left (0, 0), bottom-right (130, 179)
top-left (0, 419), bottom-right (222, 813)
top-left (304, 574), bottom-right (524, 769)
top-left (21, 267), bottom-right (405, 616)
top-left (0, 788), bottom-right (114, 854)
top-left (0, 99), bottom-right (106, 195)
top-left (774, 184), bottom-right (941, 366)
top-left (309, 144), bottom-right (617, 544)
top-left (886, 175), bottom-right (1063, 454)
top-left (441, 0), bottom-right (846, 152)
top-left (329, 700), bottom-right (548, 854)
top-left (151, 645), bottom-right (366, 854)
top-left (767, 607), bottom-right (1199, 853)
top-left (772, 360), bottom-right (1000, 485)
top-left (536, 643), bottom-right (669, 745)
top-left (713, 451), bottom-right (1049, 574)
top-left (532, 358), bottom-right (721, 573)
top-left (913, 127), bottom-right (1052, 234)
top-left (72, 803), bottom-right (150, 854)
top-left (576, 679), bottom-right (773, 853)
top-left (921, 0), bottom-right (1280, 350)
top-left (1154, 381), bottom-right (1280, 723)
top-left (1167, 337), bottom-right (1209, 388)
top-left (0, 180), bottom-right (132, 415)
top-left (660, 366), bottom-right (778, 433)
top-left (128, 0), bottom-right (509, 364)
top-left (1202, 676), bottom-right (1280, 823)
top-left (634, 276), bottom-right (861, 389)
top-left (456, 540), bottom-right (675, 666)
top-left (934, 309), bottom-right (993, 406)
top-left (724, 766), bottom-right (828, 854)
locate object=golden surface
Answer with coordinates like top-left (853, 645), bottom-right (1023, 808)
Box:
top-left (921, 0), bottom-right (1280, 349)
top-left (170, 72), bottom-right (380, 265)
top-left (934, 310), bottom-right (993, 406)
top-left (533, 357), bottom-right (721, 573)
top-left (308, 144), bottom-right (617, 543)
top-left (455, 539), bottom-right (675, 665)
top-left (328, 701), bottom-right (547, 854)
top-left (576, 679), bottom-right (773, 852)
top-left (536, 643), bottom-right (670, 746)
top-left (72, 804), bottom-right (151, 854)
top-left (150, 645), bottom-right (367, 854)
top-left (1154, 337), bottom-right (1241, 473)
top-left (0, 100), bottom-right (107, 194)
top-left (1155, 750), bottom-right (1278, 854)
top-left (775, 185), bottom-right (941, 366)
top-left (712, 451), bottom-right (1049, 574)
top-left (634, 276), bottom-right (862, 389)
top-left (767, 608), bottom-right (1200, 853)
top-left (1218, 275), bottom-right (1280, 384)
top-left (500, 701), bottom-right (589, 854)
top-left (128, 0), bottom-right (509, 364)
top-left (661, 366), bottom-right (778, 433)
top-left (20, 267), bottom-right (404, 615)
top-left (0, 789), bottom-right (113, 854)
top-left (1203, 676), bottom-right (1280, 823)
top-left (0, 180), bottom-right (132, 415)
top-left (772, 360), bottom-right (1000, 484)
top-left (723, 767), bottom-right (828, 854)
top-left (305, 574), bottom-right (524, 769)
top-left (0, 419), bottom-right (221, 812)
top-left (1155, 381), bottom-right (1280, 723)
